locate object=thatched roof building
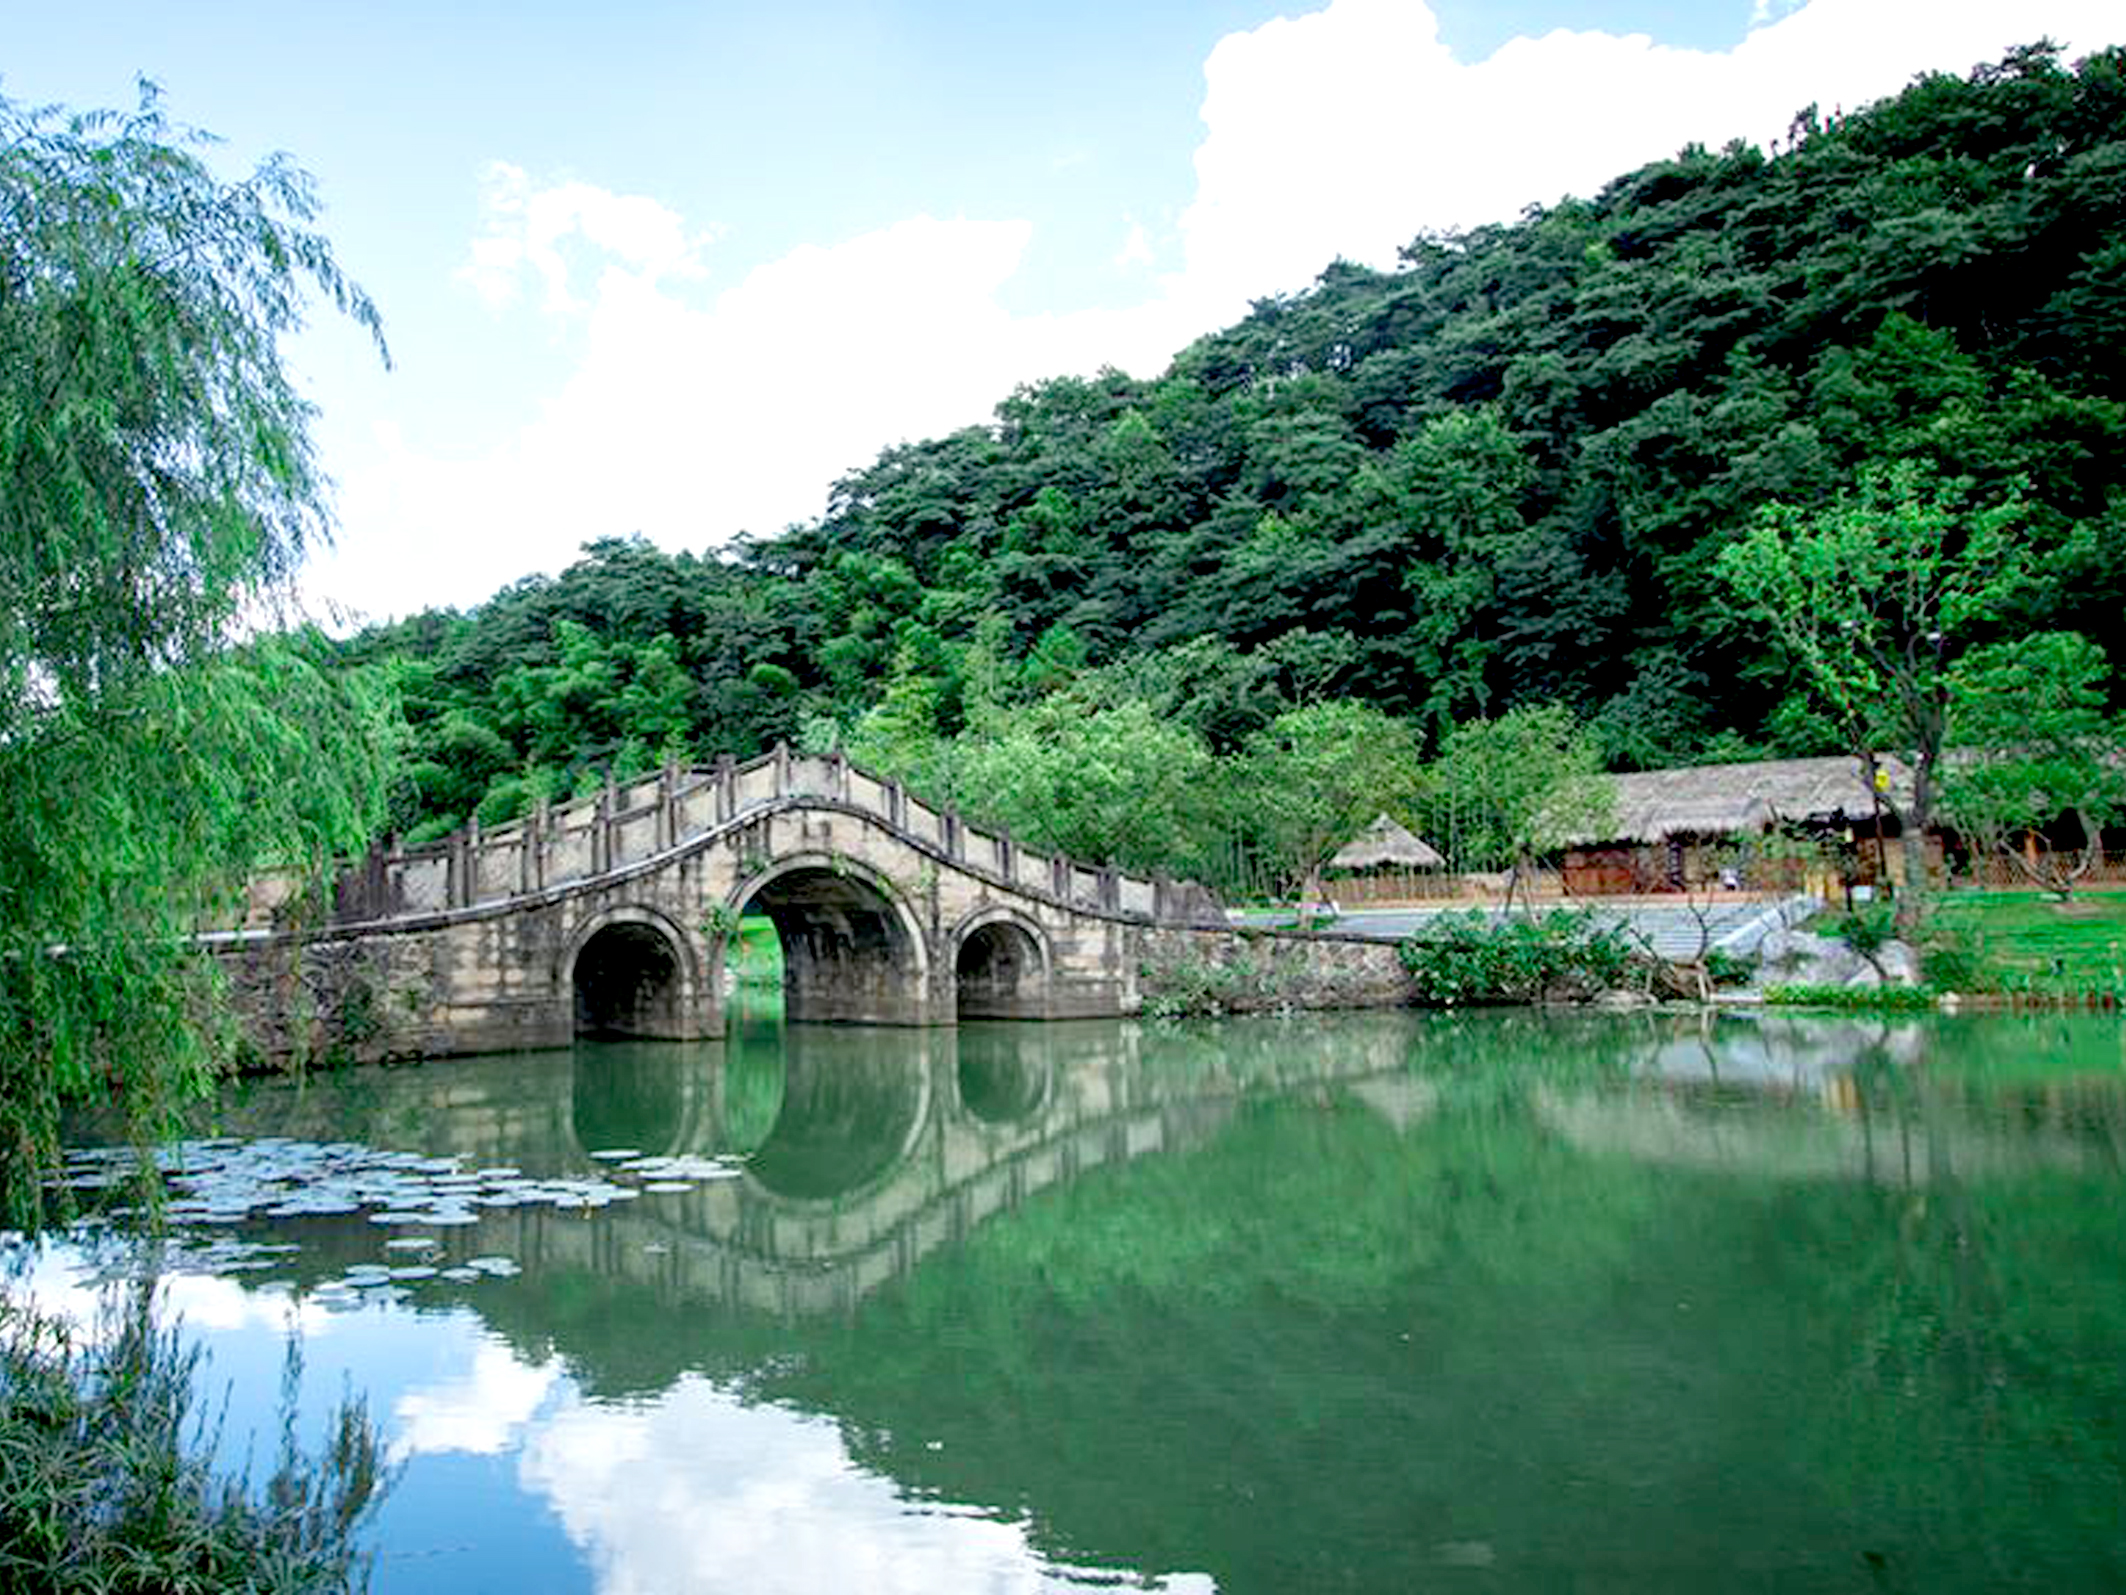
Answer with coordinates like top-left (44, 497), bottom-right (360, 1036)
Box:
top-left (1585, 755), bottom-right (1914, 844)
top-left (1330, 814), bottom-right (1446, 871)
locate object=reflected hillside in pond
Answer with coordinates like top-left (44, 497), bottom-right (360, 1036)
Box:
top-left (140, 1011), bottom-right (2124, 1296)
top-left (132, 1008), bottom-right (1428, 1322)
top-left (742, 1014), bottom-right (2125, 1595)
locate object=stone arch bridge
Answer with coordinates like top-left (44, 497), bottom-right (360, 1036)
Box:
top-left (223, 747), bottom-right (1358, 1061)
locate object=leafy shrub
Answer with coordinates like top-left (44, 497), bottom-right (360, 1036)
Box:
top-left (1703, 947), bottom-right (1757, 988)
top-left (1397, 910), bottom-right (1641, 1006)
top-left (1826, 900), bottom-right (1897, 958)
top-left (1917, 916), bottom-right (1989, 993)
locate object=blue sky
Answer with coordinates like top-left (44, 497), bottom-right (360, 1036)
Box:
top-left (7, 0), bottom-right (2117, 619)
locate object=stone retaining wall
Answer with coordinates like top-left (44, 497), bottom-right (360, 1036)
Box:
top-left (1134, 927), bottom-right (1413, 1016)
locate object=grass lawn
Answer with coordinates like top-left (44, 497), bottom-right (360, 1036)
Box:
top-left (1931, 890), bottom-right (2126, 995)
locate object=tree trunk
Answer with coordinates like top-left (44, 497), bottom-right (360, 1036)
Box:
top-left (1889, 754), bottom-right (1939, 984)
top-left (2001, 807), bottom-right (2098, 901)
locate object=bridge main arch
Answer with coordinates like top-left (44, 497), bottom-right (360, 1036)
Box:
top-left (730, 853), bottom-right (940, 1026)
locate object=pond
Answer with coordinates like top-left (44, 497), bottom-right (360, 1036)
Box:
top-left (14, 1006), bottom-right (2126, 1593)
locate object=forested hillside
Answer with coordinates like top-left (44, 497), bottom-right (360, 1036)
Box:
top-left (343, 42), bottom-right (2126, 888)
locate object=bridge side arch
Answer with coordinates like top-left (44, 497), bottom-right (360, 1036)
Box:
top-left (952, 906), bottom-right (1052, 1020)
top-left (563, 903), bottom-right (707, 1039)
top-left (729, 851), bottom-right (939, 1025)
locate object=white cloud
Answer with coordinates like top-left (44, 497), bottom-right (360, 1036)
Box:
top-left (456, 161), bottom-right (707, 315)
top-left (160, 1273), bottom-right (341, 1338)
top-left (3, 1242), bottom-right (124, 1340)
top-left (1172, 0), bottom-right (2117, 306)
top-left (321, 0), bottom-right (2121, 618)
top-left (1114, 218), bottom-right (1156, 270)
top-left (315, 211), bottom-right (1070, 617)
top-left (2, 1245), bottom-right (338, 1343)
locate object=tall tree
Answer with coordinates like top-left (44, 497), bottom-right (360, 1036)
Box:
top-left (0, 85), bottom-right (396, 1228)
top-left (1714, 463), bottom-right (2035, 932)
top-left (952, 695), bottom-right (1219, 881)
top-left (1240, 702), bottom-right (1420, 922)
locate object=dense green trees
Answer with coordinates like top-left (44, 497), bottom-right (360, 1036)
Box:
top-left (1418, 707), bottom-right (1615, 909)
top-left (1, 86), bottom-right (397, 1226)
top-left (344, 44), bottom-right (2125, 896)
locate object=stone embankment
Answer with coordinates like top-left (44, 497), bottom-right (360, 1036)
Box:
top-left (1135, 927), bottom-right (1412, 1018)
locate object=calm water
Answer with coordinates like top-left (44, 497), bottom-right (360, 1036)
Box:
top-left (17, 1006), bottom-right (2126, 1593)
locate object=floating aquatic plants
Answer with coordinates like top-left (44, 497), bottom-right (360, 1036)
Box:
top-left (53, 1137), bottom-right (743, 1305)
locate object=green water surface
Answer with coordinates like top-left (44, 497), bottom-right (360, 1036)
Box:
top-left (31, 1007), bottom-right (2126, 1593)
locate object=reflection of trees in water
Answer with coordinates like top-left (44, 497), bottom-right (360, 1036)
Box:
top-left (76, 1008), bottom-right (2126, 1590)
top-left (1784, 1043), bottom-right (2125, 1588)
top-left (720, 1005), bottom-right (786, 1152)
top-left (569, 1041), bottom-right (694, 1156)
top-left (745, 1028), bottom-right (929, 1201)
top-left (732, 1020), bottom-right (2126, 1594)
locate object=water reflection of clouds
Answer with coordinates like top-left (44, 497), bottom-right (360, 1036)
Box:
top-left (393, 1338), bottom-right (562, 1461)
top-left (5, 1243), bottom-right (338, 1342)
top-left (517, 1375), bottom-right (1216, 1595)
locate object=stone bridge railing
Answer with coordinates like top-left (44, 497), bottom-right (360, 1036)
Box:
top-left (312, 746), bottom-right (1209, 931)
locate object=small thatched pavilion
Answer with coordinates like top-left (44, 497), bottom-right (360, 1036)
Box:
top-left (1326, 814), bottom-right (1447, 903)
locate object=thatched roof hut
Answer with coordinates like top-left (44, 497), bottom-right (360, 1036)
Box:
top-left (1587, 755), bottom-right (1914, 844)
top-left (1330, 814), bottom-right (1446, 871)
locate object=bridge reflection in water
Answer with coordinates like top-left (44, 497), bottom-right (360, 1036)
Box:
top-left (97, 1008), bottom-right (2126, 1595)
top-left (198, 1007), bottom-right (1428, 1319)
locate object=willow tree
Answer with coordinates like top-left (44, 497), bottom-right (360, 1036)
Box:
top-left (0, 85), bottom-right (397, 1228)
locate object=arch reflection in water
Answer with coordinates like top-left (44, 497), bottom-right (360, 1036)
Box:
top-left (83, 1010), bottom-right (2124, 1595)
top-left (124, 1011), bottom-right (2126, 1362)
top-left (742, 1025), bottom-right (931, 1202)
top-left (955, 1022), bottom-right (1052, 1123)
top-left (569, 1039), bottom-right (721, 1161)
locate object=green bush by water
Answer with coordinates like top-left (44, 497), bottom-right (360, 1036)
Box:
top-left (1762, 982), bottom-right (1942, 1012)
top-left (1398, 910), bottom-right (1641, 1006)
top-left (0, 1283), bottom-right (387, 1594)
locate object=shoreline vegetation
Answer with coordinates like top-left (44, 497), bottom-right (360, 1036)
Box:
top-left (0, 1283), bottom-right (388, 1595)
top-left (1138, 891), bottom-right (2126, 1019)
